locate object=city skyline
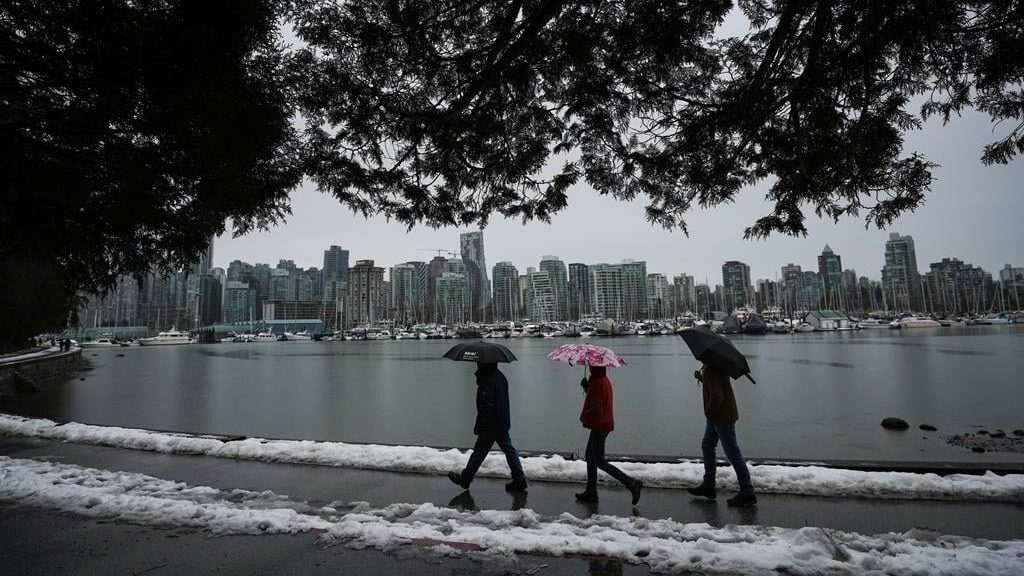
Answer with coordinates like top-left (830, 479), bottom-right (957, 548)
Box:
top-left (215, 106), bottom-right (1021, 283)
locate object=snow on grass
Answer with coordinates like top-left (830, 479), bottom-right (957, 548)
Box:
top-left (2, 455), bottom-right (1022, 576)
top-left (2, 413), bottom-right (1023, 502)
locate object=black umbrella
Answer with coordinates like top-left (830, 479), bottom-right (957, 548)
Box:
top-left (679, 327), bottom-right (756, 384)
top-left (443, 341), bottom-right (518, 363)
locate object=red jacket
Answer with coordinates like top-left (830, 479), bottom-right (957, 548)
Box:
top-left (580, 367), bottom-right (614, 432)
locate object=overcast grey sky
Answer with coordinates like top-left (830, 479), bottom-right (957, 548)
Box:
top-left (216, 104), bottom-right (1020, 284)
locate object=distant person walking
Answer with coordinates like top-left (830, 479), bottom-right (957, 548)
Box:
top-left (448, 362), bottom-right (528, 492)
top-left (575, 366), bottom-right (642, 504)
top-left (688, 362), bottom-right (756, 507)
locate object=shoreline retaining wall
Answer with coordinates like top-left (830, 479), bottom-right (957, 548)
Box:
top-left (0, 349), bottom-right (83, 401)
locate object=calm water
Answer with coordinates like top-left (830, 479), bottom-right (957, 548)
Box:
top-left (8, 327), bottom-right (1024, 463)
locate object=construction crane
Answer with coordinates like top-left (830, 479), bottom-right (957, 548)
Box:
top-left (417, 248), bottom-right (459, 258)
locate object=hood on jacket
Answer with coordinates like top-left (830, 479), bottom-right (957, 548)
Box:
top-left (588, 366), bottom-right (607, 379)
top-left (475, 362), bottom-right (499, 381)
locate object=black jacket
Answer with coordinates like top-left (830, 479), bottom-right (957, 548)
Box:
top-left (474, 364), bottom-right (511, 434)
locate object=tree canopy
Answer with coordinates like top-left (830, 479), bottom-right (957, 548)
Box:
top-left (292, 0), bottom-right (1022, 237)
top-left (1, 0), bottom-right (1021, 339)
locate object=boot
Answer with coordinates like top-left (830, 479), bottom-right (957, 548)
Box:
top-left (505, 477), bottom-right (528, 492)
top-left (686, 484), bottom-right (717, 499)
top-left (726, 492), bottom-right (757, 507)
top-left (629, 479), bottom-right (643, 505)
top-left (574, 489), bottom-right (599, 502)
top-left (447, 471), bottom-right (470, 490)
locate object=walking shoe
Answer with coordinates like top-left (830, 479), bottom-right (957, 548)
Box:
top-left (629, 479), bottom-right (643, 505)
top-left (726, 492), bottom-right (757, 507)
top-left (447, 471), bottom-right (470, 490)
top-left (574, 490), bottom-right (599, 503)
top-left (505, 478), bottom-right (528, 492)
top-left (686, 484), bottom-right (717, 499)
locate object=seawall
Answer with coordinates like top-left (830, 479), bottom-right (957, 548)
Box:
top-left (0, 349), bottom-right (83, 401)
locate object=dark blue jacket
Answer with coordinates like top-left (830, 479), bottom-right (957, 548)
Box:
top-left (474, 364), bottom-right (511, 434)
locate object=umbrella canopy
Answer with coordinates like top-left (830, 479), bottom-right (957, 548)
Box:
top-left (546, 343), bottom-right (627, 367)
top-left (678, 327), bottom-right (756, 383)
top-left (443, 341), bottom-right (517, 363)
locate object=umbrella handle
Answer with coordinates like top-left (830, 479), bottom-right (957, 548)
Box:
top-left (745, 373), bottom-right (757, 385)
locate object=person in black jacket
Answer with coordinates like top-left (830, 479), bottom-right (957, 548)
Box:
top-left (448, 362), bottom-right (528, 492)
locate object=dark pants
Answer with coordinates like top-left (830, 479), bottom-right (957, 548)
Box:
top-left (701, 420), bottom-right (754, 494)
top-left (584, 429), bottom-right (635, 490)
top-left (459, 430), bottom-right (525, 483)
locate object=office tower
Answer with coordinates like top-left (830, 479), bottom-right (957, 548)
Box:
top-left (722, 260), bottom-right (752, 312)
top-left (460, 231), bottom-right (491, 322)
top-left (492, 262), bottom-right (520, 321)
top-left (436, 260), bottom-right (469, 324)
top-left (568, 263), bottom-right (591, 320)
top-left (391, 262), bottom-right (426, 325)
top-left (817, 245), bottom-right (844, 310)
top-left (539, 255), bottom-right (568, 321)
top-left (881, 233), bottom-right (922, 312)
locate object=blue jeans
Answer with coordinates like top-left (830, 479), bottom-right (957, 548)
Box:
top-left (701, 420), bottom-right (754, 494)
top-left (585, 429), bottom-right (636, 490)
top-left (459, 430), bottom-right (525, 483)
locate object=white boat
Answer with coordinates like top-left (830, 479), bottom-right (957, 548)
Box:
top-left (395, 331), bottom-right (418, 340)
top-left (251, 332), bottom-right (278, 342)
top-left (79, 336), bottom-right (120, 348)
top-left (898, 317), bottom-right (941, 328)
top-left (138, 328), bottom-right (193, 346)
top-left (770, 321), bottom-right (791, 333)
top-left (281, 330), bottom-right (312, 341)
top-left (857, 318), bottom-right (890, 329)
top-left (795, 322), bottom-right (815, 333)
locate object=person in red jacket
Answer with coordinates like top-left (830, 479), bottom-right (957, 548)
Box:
top-left (575, 365), bottom-right (643, 504)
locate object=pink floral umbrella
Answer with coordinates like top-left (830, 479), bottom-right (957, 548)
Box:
top-left (546, 343), bottom-right (627, 367)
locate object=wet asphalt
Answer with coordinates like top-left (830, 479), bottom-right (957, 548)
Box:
top-left (1, 436), bottom-right (1022, 576)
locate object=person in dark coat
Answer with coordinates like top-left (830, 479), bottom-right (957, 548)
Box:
top-left (575, 365), bottom-right (643, 504)
top-left (687, 362), bottom-right (756, 507)
top-left (449, 362), bottom-right (528, 492)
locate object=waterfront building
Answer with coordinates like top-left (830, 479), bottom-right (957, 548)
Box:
top-left (346, 259), bottom-right (386, 327)
top-left (619, 260), bottom-right (648, 320)
top-left (424, 255), bottom-right (447, 323)
top-left (590, 264), bottom-right (622, 319)
top-left (322, 245), bottom-right (350, 302)
top-left (568, 263), bottom-right (591, 320)
top-left (755, 279), bottom-right (782, 313)
top-left (435, 270), bottom-right (469, 324)
top-left (722, 260), bottom-right (751, 312)
top-left (694, 284), bottom-right (712, 318)
top-left (796, 271), bottom-right (824, 311)
top-left (881, 232), bottom-right (923, 312)
top-left (262, 300), bottom-right (337, 323)
top-left (223, 280), bottom-right (256, 324)
top-left (492, 261), bottom-right (520, 321)
top-left (460, 231), bottom-right (491, 322)
top-left (646, 273), bottom-right (671, 319)
top-left (842, 269), bottom-right (860, 312)
top-left (525, 267), bottom-right (555, 322)
top-left (1000, 264), bottom-right (1024, 310)
top-left (198, 274), bottom-right (222, 326)
top-left (817, 245), bottom-right (844, 310)
top-left (517, 274), bottom-right (529, 318)
top-left (925, 258), bottom-right (995, 314)
top-left (672, 274), bottom-right (696, 315)
top-left (540, 256), bottom-right (569, 321)
top-left (270, 267), bottom-right (293, 301)
top-left (780, 263), bottom-right (802, 314)
top-left (391, 262), bottom-right (426, 325)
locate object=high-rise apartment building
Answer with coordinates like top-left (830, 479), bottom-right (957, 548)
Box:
top-left (322, 245), bottom-right (350, 302)
top-left (925, 257), bottom-right (994, 314)
top-left (817, 245), bottom-right (844, 309)
top-left (646, 274), bottom-right (671, 319)
top-left (589, 264), bottom-right (623, 319)
top-left (436, 261), bottom-right (469, 324)
top-left (568, 263), bottom-right (591, 320)
top-left (619, 260), bottom-right (648, 320)
top-left (721, 261), bottom-right (751, 312)
top-left (539, 256), bottom-right (568, 321)
top-left (881, 233), bottom-right (922, 312)
top-left (460, 231), bottom-right (491, 322)
top-left (346, 259), bottom-right (385, 327)
top-left (526, 267), bottom-right (555, 322)
top-left (391, 262), bottom-right (425, 325)
top-left (492, 262), bottom-right (520, 321)
top-left (672, 274), bottom-right (695, 314)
